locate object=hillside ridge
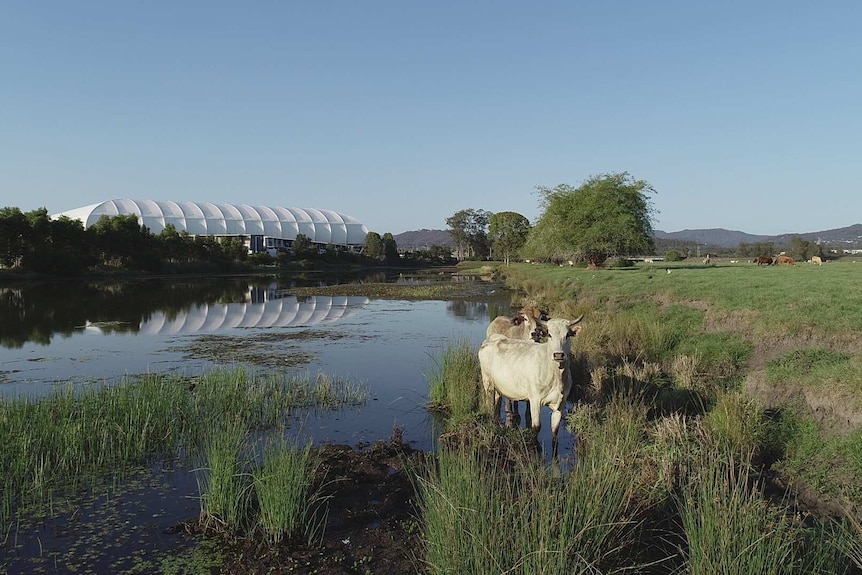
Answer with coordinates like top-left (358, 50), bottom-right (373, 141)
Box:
top-left (394, 224), bottom-right (862, 250)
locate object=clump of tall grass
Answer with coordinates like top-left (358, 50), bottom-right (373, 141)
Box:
top-left (0, 374), bottom-right (188, 511)
top-left (253, 439), bottom-right (327, 546)
top-left (190, 368), bottom-right (368, 435)
top-left (197, 422), bottom-right (253, 534)
top-left (426, 338), bottom-right (481, 424)
top-left (196, 428), bottom-right (329, 544)
top-left (678, 453), bottom-right (835, 574)
top-left (833, 511), bottom-right (862, 569)
top-left (702, 390), bottom-right (768, 460)
top-left (419, 392), bottom-right (648, 574)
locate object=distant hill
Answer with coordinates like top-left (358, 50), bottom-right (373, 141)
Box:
top-left (655, 224), bottom-right (862, 248)
top-left (653, 228), bottom-right (773, 248)
top-left (393, 229), bottom-right (453, 250)
top-left (395, 224), bottom-right (862, 251)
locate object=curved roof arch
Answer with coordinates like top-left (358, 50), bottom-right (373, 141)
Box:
top-left (52, 199), bottom-right (370, 246)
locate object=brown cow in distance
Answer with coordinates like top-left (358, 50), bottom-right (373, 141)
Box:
top-left (775, 255), bottom-right (796, 266)
top-left (756, 256), bottom-right (774, 266)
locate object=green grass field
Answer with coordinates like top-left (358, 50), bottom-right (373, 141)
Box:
top-left (415, 259), bottom-right (862, 572)
top-left (495, 260), bottom-right (862, 511)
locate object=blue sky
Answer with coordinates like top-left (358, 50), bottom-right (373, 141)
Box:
top-left (2, 1), bottom-right (860, 236)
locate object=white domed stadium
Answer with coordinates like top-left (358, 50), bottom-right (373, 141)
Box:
top-left (52, 199), bottom-right (369, 253)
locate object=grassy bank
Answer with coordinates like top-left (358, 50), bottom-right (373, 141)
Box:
top-left (494, 261), bottom-right (862, 509)
top-left (420, 260), bottom-right (862, 573)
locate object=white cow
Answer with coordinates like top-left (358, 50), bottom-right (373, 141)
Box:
top-left (811, 256), bottom-right (823, 265)
top-left (478, 317), bottom-right (583, 443)
top-left (485, 306), bottom-right (550, 428)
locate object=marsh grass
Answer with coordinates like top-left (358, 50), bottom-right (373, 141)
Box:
top-left (0, 366), bottom-right (367, 528)
top-left (283, 282), bottom-right (465, 300)
top-left (677, 453), bottom-right (839, 574)
top-left (253, 439), bottom-right (327, 546)
top-left (197, 422), bottom-right (253, 534)
top-left (499, 261), bottom-right (862, 521)
top-left (426, 338), bottom-right (481, 424)
top-left (834, 510), bottom-right (862, 569)
top-left (702, 390), bottom-right (769, 459)
top-left (195, 429), bottom-right (328, 544)
top-left (421, 394), bottom-right (647, 575)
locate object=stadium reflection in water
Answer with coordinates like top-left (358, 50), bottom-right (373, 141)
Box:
top-left (124, 294), bottom-right (369, 335)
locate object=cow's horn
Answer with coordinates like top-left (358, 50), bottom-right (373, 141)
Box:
top-left (571, 315), bottom-right (584, 325)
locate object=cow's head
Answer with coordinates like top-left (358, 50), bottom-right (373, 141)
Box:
top-left (545, 316), bottom-right (583, 366)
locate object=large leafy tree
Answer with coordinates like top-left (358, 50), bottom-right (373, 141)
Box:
top-left (364, 231), bottom-right (384, 260)
top-left (293, 233), bottom-right (312, 256)
top-left (523, 173), bottom-right (657, 267)
top-left (382, 232), bottom-right (399, 263)
top-left (488, 211), bottom-right (531, 265)
top-left (0, 207), bottom-right (30, 269)
top-left (446, 208), bottom-right (491, 260)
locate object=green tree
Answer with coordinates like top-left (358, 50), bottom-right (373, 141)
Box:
top-left (382, 232), bottom-right (399, 263)
top-left (788, 235), bottom-right (823, 262)
top-left (523, 173), bottom-right (657, 267)
top-left (45, 215), bottom-right (89, 275)
top-left (293, 233), bottom-right (312, 256)
top-left (364, 231), bottom-right (384, 260)
top-left (488, 211), bottom-right (531, 265)
top-left (0, 207), bottom-right (30, 269)
top-left (446, 208), bottom-right (490, 260)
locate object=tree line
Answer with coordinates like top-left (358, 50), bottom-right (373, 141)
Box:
top-left (447, 172), bottom-right (657, 268)
top-left (445, 172), bottom-right (828, 266)
top-left (0, 206), bottom-right (452, 277)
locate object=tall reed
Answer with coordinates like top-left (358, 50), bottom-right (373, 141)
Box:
top-left (197, 422), bottom-right (253, 534)
top-left (253, 439), bottom-right (327, 546)
top-left (419, 401), bottom-right (644, 575)
top-left (426, 338), bottom-right (481, 424)
top-left (678, 454), bottom-right (801, 575)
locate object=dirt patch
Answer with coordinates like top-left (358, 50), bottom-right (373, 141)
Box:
top-left (703, 308), bottom-right (758, 335)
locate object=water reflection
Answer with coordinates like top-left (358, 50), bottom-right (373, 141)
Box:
top-left (84, 295), bottom-right (369, 335)
top-left (0, 276), bottom-right (377, 347)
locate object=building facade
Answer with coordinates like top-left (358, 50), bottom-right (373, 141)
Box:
top-left (51, 199), bottom-right (369, 254)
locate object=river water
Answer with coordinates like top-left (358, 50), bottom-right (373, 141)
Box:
top-left (0, 271), bottom-right (579, 572)
top-left (0, 271), bottom-right (576, 454)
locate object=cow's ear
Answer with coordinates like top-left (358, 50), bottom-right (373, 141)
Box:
top-left (568, 325), bottom-right (582, 337)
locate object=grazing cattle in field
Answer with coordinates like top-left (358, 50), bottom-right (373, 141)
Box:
top-left (775, 255), bottom-right (796, 266)
top-left (811, 256), bottom-right (823, 265)
top-left (478, 316), bottom-right (583, 445)
top-left (702, 254), bottom-right (711, 265)
top-left (756, 256), bottom-right (774, 266)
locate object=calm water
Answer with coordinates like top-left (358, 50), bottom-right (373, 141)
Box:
top-left (0, 272), bottom-right (576, 455)
top-left (0, 272), bottom-right (579, 572)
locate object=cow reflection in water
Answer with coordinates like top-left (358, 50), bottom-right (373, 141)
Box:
top-left (478, 316), bottom-right (583, 451)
